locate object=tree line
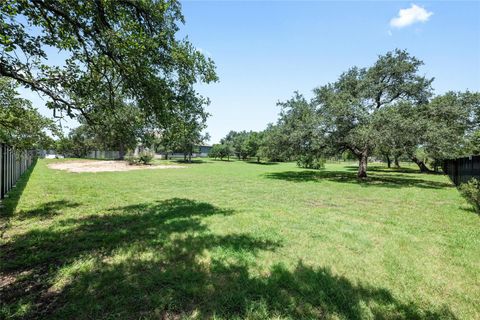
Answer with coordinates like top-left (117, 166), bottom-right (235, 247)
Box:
top-left (211, 50), bottom-right (479, 178)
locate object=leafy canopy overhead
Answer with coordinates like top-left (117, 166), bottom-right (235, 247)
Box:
top-left (0, 0), bottom-right (217, 122)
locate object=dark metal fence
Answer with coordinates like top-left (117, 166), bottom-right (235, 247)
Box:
top-left (443, 155), bottom-right (480, 186)
top-left (1, 144), bottom-right (35, 199)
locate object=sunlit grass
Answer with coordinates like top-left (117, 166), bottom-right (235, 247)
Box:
top-left (1, 159), bottom-right (479, 319)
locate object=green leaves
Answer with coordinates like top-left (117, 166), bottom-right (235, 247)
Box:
top-left (0, 78), bottom-right (57, 149)
top-left (0, 0), bottom-right (217, 126)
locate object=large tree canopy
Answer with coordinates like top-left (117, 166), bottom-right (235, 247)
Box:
top-left (313, 49), bottom-right (433, 177)
top-left (0, 0), bottom-right (217, 124)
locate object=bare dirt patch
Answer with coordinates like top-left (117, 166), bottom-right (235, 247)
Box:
top-left (48, 160), bottom-right (186, 173)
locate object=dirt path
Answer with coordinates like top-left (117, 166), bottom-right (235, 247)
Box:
top-left (48, 160), bottom-right (186, 173)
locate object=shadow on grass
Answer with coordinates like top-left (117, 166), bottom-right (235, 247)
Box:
top-left (264, 170), bottom-right (453, 189)
top-left (344, 165), bottom-right (445, 175)
top-left (0, 159), bottom-right (37, 235)
top-left (170, 159), bottom-right (208, 164)
top-left (1, 197), bottom-right (456, 319)
top-left (344, 165), bottom-right (422, 174)
top-left (16, 200), bottom-right (81, 221)
top-left (246, 161), bottom-right (279, 166)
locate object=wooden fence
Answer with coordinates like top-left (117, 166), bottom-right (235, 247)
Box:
top-left (443, 155), bottom-right (480, 186)
top-left (0, 144), bottom-right (35, 199)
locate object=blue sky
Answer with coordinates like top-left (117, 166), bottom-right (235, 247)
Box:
top-left (25, 1), bottom-right (480, 143)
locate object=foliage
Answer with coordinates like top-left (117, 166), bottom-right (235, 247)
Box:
top-left (467, 130), bottom-right (480, 155)
top-left (159, 83), bottom-right (210, 162)
top-left (0, 0), bottom-right (217, 126)
top-left (125, 150), bottom-right (138, 165)
top-left (1, 160), bottom-right (478, 319)
top-left (459, 178), bottom-right (480, 213)
top-left (78, 102), bottom-right (146, 158)
top-left (420, 92), bottom-right (480, 166)
top-left (0, 77), bottom-right (57, 150)
top-left (276, 92), bottom-right (326, 168)
top-left (296, 154), bottom-right (325, 170)
top-left (138, 150), bottom-right (155, 165)
top-left (244, 131), bottom-right (263, 162)
top-left (256, 124), bottom-right (290, 162)
top-left (124, 150), bottom-right (154, 165)
top-left (221, 131), bottom-right (250, 160)
top-left (373, 91), bottom-right (480, 171)
top-left (313, 49), bottom-right (433, 178)
top-left (62, 125), bottom-right (96, 158)
top-left (259, 50), bottom-right (479, 176)
top-left (219, 130), bottom-right (265, 161)
top-left (54, 101), bottom-right (148, 158)
top-left (209, 143), bottom-right (232, 160)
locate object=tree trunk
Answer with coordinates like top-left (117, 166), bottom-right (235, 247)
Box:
top-left (394, 155), bottom-right (400, 168)
top-left (357, 153), bottom-right (368, 178)
top-left (257, 156), bottom-right (260, 163)
top-left (386, 154), bottom-right (391, 168)
top-left (411, 156), bottom-right (432, 173)
top-left (119, 143), bottom-right (125, 160)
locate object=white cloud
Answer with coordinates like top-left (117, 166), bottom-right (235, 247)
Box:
top-left (390, 4), bottom-right (433, 28)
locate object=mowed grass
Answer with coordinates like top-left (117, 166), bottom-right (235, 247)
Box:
top-left (1, 159), bottom-right (479, 319)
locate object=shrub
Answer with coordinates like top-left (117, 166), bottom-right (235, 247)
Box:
top-left (459, 178), bottom-right (480, 213)
top-left (296, 155), bottom-right (325, 170)
top-left (125, 151), bottom-right (139, 165)
top-left (138, 150), bottom-right (155, 165)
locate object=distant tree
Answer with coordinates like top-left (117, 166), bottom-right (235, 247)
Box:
top-left (162, 84), bottom-right (210, 162)
top-left (467, 130), bottom-right (480, 155)
top-left (54, 134), bottom-right (75, 157)
top-left (245, 131), bottom-right (263, 162)
top-left (221, 131), bottom-right (250, 160)
top-left (78, 102), bottom-right (146, 158)
top-left (373, 103), bottom-right (417, 169)
top-left (421, 91), bottom-right (480, 169)
top-left (313, 49), bottom-right (432, 178)
top-left (208, 144), bottom-right (220, 159)
top-left (0, 78), bottom-right (56, 150)
top-left (209, 143), bottom-right (231, 161)
top-left (65, 125), bottom-right (97, 157)
top-left (256, 124), bottom-right (289, 162)
top-left (276, 92), bottom-right (326, 169)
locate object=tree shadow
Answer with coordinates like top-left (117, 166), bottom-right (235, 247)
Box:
top-left (1, 159), bottom-right (37, 235)
top-left (1, 198), bottom-right (276, 318)
top-left (459, 205), bottom-right (479, 216)
top-left (1, 197), bottom-right (457, 319)
top-left (246, 161), bottom-right (279, 166)
top-left (171, 159), bottom-right (208, 164)
top-left (263, 170), bottom-right (453, 189)
top-left (16, 200), bottom-right (81, 221)
top-left (344, 165), bottom-right (421, 174)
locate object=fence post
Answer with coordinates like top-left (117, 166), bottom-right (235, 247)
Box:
top-left (0, 144), bottom-right (3, 199)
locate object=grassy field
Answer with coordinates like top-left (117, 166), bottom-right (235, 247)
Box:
top-left (1, 159), bottom-right (479, 319)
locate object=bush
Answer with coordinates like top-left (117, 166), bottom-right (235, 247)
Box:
top-left (125, 150), bottom-right (138, 165)
top-left (459, 178), bottom-right (480, 213)
top-left (296, 155), bottom-right (325, 170)
top-left (138, 150), bottom-right (155, 165)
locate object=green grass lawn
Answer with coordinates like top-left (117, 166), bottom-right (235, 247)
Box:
top-left (1, 159), bottom-right (479, 319)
